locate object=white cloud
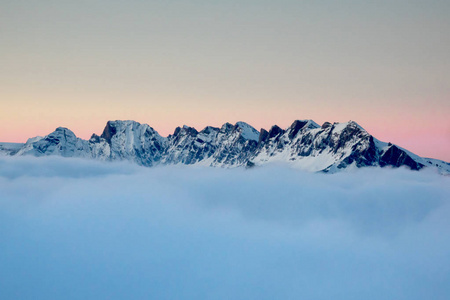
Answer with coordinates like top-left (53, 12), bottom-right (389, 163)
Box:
top-left (0, 157), bottom-right (449, 299)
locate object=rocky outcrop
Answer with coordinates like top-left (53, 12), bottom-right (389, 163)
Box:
top-left (380, 145), bottom-right (424, 170)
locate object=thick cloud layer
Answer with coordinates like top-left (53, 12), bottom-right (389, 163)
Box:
top-left (1, 157), bottom-right (449, 300)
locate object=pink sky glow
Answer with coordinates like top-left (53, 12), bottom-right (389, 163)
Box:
top-left (1, 0), bottom-right (449, 162)
top-left (1, 103), bottom-right (448, 162)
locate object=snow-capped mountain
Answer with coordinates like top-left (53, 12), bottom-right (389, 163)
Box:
top-left (14, 121), bottom-right (166, 167)
top-left (2, 119), bottom-right (449, 174)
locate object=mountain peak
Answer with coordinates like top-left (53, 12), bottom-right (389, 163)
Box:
top-left (174, 125), bottom-right (198, 137)
top-left (55, 126), bottom-right (71, 132)
top-left (328, 120), bottom-right (366, 134)
top-left (287, 120), bottom-right (319, 139)
top-left (234, 122), bottom-right (259, 141)
top-left (268, 125), bottom-right (284, 139)
top-left (221, 122), bottom-right (234, 132)
top-left (49, 127), bottom-right (77, 140)
top-left (100, 121), bottom-right (117, 144)
top-left (322, 122), bottom-right (332, 129)
top-left (3, 119), bottom-right (449, 174)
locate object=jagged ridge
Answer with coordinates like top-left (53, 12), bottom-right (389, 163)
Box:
top-left (4, 119), bottom-right (450, 174)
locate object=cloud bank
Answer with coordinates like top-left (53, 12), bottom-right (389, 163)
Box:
top-left (0, 157), bottom-right (449, 300)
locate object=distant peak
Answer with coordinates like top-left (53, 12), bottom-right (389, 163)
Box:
top-left (221, 122), bottom-right (234, 131)
top-left (102, 120), bottom-right (158, 134)
top-left (101, 122), bottom-right (117, 144)
top-left (268, 125), bottom-right (284, 139)
top-left (328, 121), bottom-right (366, 133)
top-left (54, 127), bottom-right (72, 132)
top-left (346, 120), bottom-right (364, 129)
top-left (234, 121), bottom-right (259, 141)
top-left (107, 120), bottom-right (138, 126)
top-left (199, 126), bottom-right (220, 135)
top-left (52, 127), bottom-right (76, 137)
top-left (5, 118), bottom-right (449, 174)
top-left (235, 121), bottom-right (252, 128)
top-left (46, 127), bottom-right (77, 142)
top-left (174, 125), bottom-right (198, 136)
top-left (290, 119), bottom-right (319, 129)
top-left (288, 120), bottom-right (319, 139)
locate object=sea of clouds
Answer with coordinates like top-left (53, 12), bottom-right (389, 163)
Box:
top-left (0, 156), bottom-right (449, 300)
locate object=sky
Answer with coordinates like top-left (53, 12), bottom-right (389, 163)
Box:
top-left (1, 157), bottom-right (449, 299)
top-left (1, 0), bottom-right (449, 161)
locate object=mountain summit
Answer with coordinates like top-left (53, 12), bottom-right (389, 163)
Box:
top-left (2, 120), bottom-right (449, 174)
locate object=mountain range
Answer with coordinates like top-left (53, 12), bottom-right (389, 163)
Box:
top-left (1, 120), bottom-right (449, 174)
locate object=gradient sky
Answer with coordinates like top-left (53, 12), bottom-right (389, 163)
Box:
top-left (1, 0), bottom-right (449, 161)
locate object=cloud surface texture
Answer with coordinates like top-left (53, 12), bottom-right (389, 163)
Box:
top-left (1, 157), bottom-right (449, 300)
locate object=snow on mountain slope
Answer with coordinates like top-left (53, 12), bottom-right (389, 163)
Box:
top-left (162, 122), bottom-right (258, 166)
top-left (93, 120), bottom-right (166, 166)
top-left (16, 128), bottom-right (92, 158)
top-left (250, 120), bottom-right (378, 172)
top-left (4, 119), bottom-right (449, 174)
top-left (235, 122), bottom-right (260, 141)
top-left (0, 142), bottom-right (24, 156)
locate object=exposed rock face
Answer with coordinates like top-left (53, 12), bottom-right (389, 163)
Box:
top-left (5, 119), bottom-right (450, 174)
top-left (162, 122), bottom-right (258, 166)
top-left (321, 122), bottom-right (332, 129)
top-left (0, 143), bottom-right (24, 156)
top-left (15, 121), bottom-right (165, 166)
top-left (249, 120), bottom-right (381, 172)
top-left (101, 120), bottom-right (166, 167)
top-left (380, 145), bottom-right (424, 170)
top-left (100, 121), bottom-right (117, 144)
top-left (16, 127), bottom-right (92, 158)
